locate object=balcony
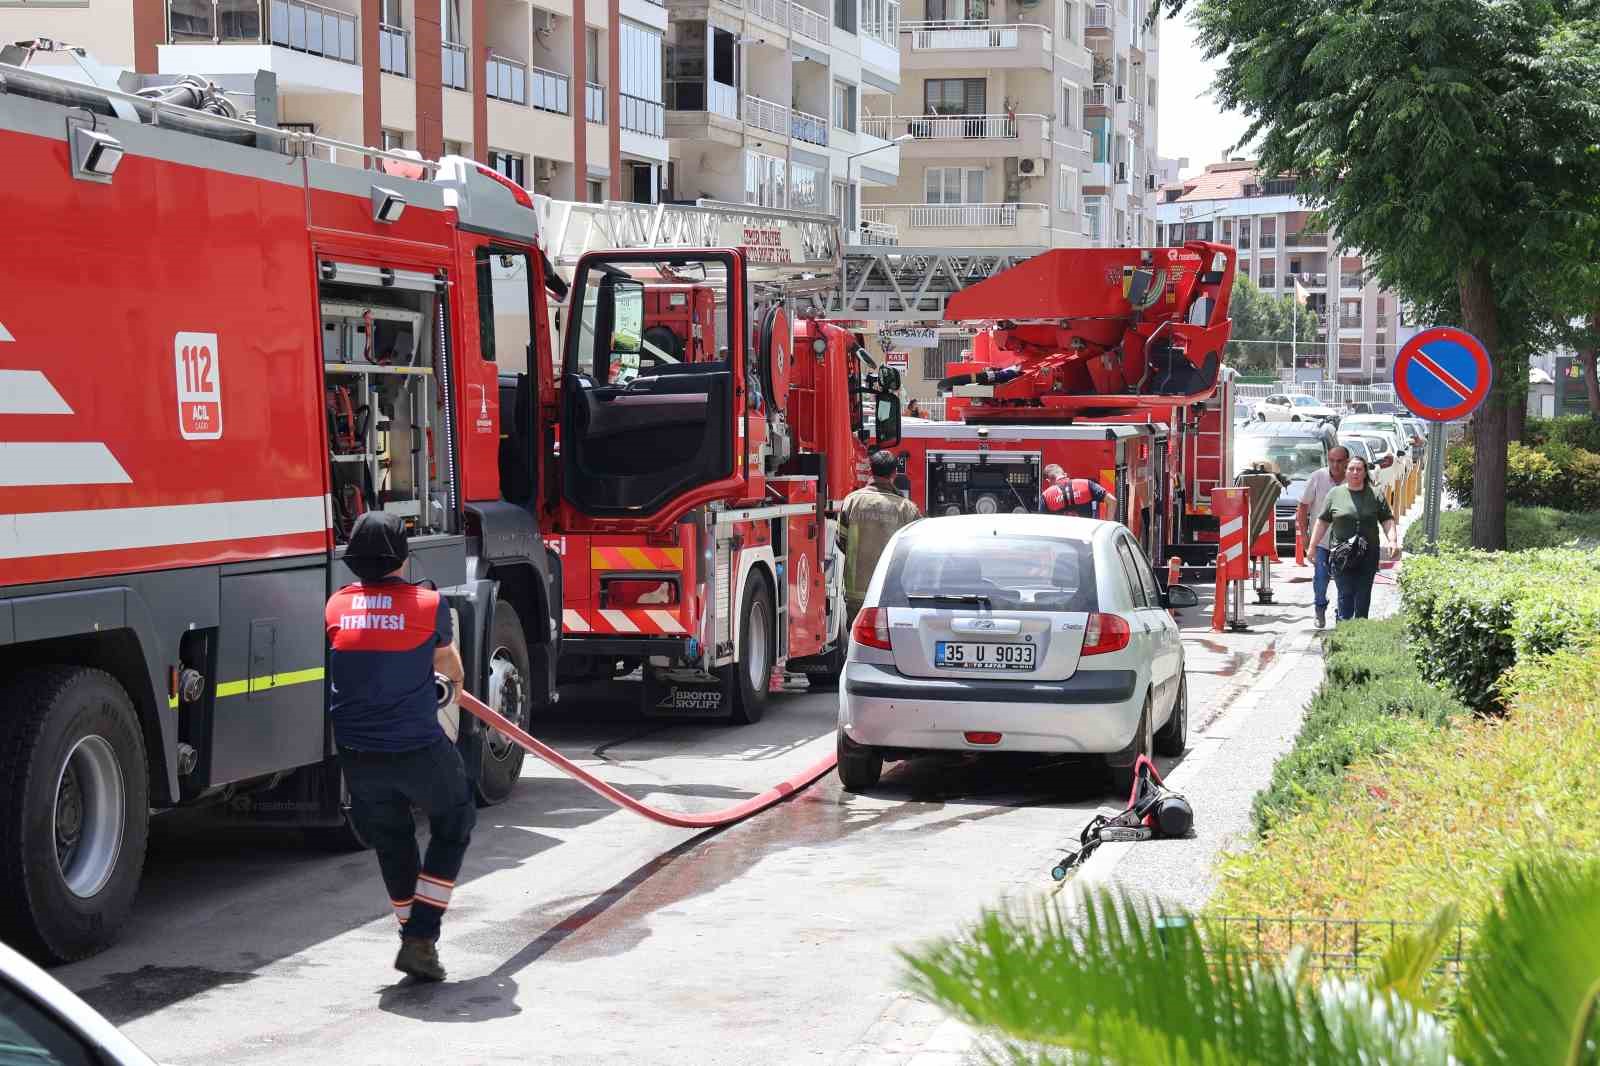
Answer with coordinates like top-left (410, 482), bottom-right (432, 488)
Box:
top-left (861, 202), bottom-right (1050, 246)
top-left (1128, 100), bottom-right (1144, 127)
top-left (864, 113), bottom-right (1052, 158)
top-left (1339, 315), bottom-right (1363, 330)
top-left (1086, 3), bottom-right (1110, 32)
top-left (861, 0), bottom-right (899, 44)
top-left (168, 0), bottom-right (357, 63)
top-left (621, 92), bottom-right (665, 137)
top-left (531, 65), bottom-right (570, 114)
top-left (1296, 272), bottom-right (1327, 287)
top-left (791, 106), bottom-right (828, 146)
top-left (485, 54), bottom-right (526, 104)
top-left (442, 39), bottom-right (468, 90)
top-left (1259, 275), bottom-right (1279, 289)
top-left (901, 20), bottom-right (1053, 70)
top-left (1086, 82), bottom-right (1110, 111)
top-left (743, 93), bottom-right (790, 136)
top-left (791, 0), bottom-right (830, 43)
top-left (1341, 275), bottom-right (1365, 290)
top-left (1257, 232), bottom-right (1277, 249)
top-left (858, 219), bottom-right (900, 246)
top-left (586, 82), bottom-right (606, 123)
top-left (378, 21), bottom-right (407, 75)
top-left (1285, 231), bottom-right (1328, 247)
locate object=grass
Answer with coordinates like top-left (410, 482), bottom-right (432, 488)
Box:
top-left (1210, 639), bottom-right (1600, 928)
top-left (1403, 506), bottom-right (1600, 551)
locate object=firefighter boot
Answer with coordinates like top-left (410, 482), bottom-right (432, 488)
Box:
top-left (395, 937), bottom-right (446, 982)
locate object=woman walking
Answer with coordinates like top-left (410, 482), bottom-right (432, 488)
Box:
top-left (1309, 456), bottom-right (1400, 621)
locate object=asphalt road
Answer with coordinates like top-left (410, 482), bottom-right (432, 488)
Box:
top-left (51, 563), bottom-right (1319, 1066)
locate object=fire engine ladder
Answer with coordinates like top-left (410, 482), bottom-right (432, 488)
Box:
top-left (829, 241), bottom-right (1048, 324)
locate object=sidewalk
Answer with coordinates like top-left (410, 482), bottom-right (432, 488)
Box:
top-left (838, 503), bottom-right (1419, 1065)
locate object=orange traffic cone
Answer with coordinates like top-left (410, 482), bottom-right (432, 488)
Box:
top-left (1211, 567), bottom-right (1228, 633)
top-left (1294, 527), bottom-right (1306, 567)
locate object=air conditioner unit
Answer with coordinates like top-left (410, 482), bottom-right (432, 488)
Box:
top-left (1016, 157), bottom-right (1047, 177)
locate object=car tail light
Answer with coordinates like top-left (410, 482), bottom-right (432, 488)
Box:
top-left (964, 731), bottom-right (1003, 745)
top-left (1082, 613), bottom-right (1131, 655)
top-left (604, 578), bottom-right (677, 607)
top-left (850, 607), bottom-right (892, 650)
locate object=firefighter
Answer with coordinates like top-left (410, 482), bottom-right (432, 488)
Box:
top-left (839, 450), bottom-right (922, 624)
top-left (325, 512), bottom-right (474, 984)
top-left (1040, 463), bottom-right (1117, 519)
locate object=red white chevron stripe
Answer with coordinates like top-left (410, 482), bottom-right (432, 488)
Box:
top-left (563, 607), bottom-right (688, 636)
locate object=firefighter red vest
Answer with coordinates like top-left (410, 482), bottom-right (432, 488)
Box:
top-left (325, 579), bottom-right (452, 752)
top-left (1042, 477), bottom-right (1098, 514)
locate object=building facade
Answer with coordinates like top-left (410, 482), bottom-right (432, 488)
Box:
top-left (856, 0), bottom-right (1160, 249)
top-left (659, 0), bottom-right (901, 239)
top-left (1156, 160), bottom-right (1404, 383)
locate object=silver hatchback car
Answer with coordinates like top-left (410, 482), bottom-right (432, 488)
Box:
top-left (837, 514), bottom-right (1197, 794)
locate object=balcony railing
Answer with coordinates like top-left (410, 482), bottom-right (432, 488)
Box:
top-left (749, 0), bottom-right (785, 24)
top-left (865, 202), bottom-right (1041, 229)
top-left (1259, 275), bottom-right (1279, 289)
top-left (861, 0), bottom-right (899, 43)
top-left (1339, 315), bottom-right (1364, 329)
top-left (909, 113), bottom-right (1017, 138)
top-left (743, 93), bottom-right (789, 135)
top-left (442, 40), bottom-right (468, 90)
top-left (1237, 235), bottom-right (1252, 249)
top-left (531, 65), bottom-right (570, 114)
top-left (791, 0), bottom-right (830, 43)
top-left (586, 82), bottom-right (605, 123)
top-left (170, 0), bottom-right (361, 62)
top-left (378, 21), bottom-right (408, 75)
top-left (1296, 272), bottom-right (1327, 287)
top-left (709, 80), bottom-right (738, 119)
top-left (858, 219), bottom-right (900, 245)
top-left (620, 92), bottom-right (666, 136)
top-left (1285, 231), bottom-right (1329, 247)
top-left (792, 107), bottom-right (828, 146)
top-left (1341, 275), bottom-right (1364, 290)
top-left (485, 54), bottom-right (526, 104)
top-left (1088, 82), bottom-right (1109, 107)
top-left (1087, 3), bottom-right (1110, 29)
top-left (1257, 232), bottom-right (1277, 248)
top-left (903, 20), bottom-right (1046, 50)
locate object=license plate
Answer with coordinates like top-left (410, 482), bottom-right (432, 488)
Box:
top-left (935, 641), bottom-right (1035, 671)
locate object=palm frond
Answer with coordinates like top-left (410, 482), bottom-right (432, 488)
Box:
top-left (1370, 903), bottom-right (1462, 1015)
top-left (900, 886), bottom-right (1450, 1066)
top-left (1454, 857), bottom-right (1600, 1066)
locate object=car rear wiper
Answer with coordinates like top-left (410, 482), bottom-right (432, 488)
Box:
top-left (907, 593), bottom-right (992, 607)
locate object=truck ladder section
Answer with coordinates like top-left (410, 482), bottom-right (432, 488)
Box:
top-left (831, 244), bottom-right (1048, 324)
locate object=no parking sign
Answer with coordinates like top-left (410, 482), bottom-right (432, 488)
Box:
top-left (1393, 327), bottom-right (1492, 422)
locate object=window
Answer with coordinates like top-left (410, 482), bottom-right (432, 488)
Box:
top-left (475, 246), bottom-right (533, 369)
top-left (926, 0), bottom-right (983, 18)
top-left (924, 77), bottom-right (985, 115)
top-left (1089, 116), bottom-right (1109, 162)
top-left (921, 337), bottom-right (965, 380)
top-left (834, 0), bottom-right (856, 33)
top-left (833, 180), bottom-right (850, 226)
top-left (1148, 76), bottom-right (1157, 105)
top-left (745, 152), bottom-right (787, 207)
top-left (444, 138), bottom-right (466, 157)
top-left (619, 19), bottom-right (665, 136)
top-left (488, 149), bottom-right (526, 187)
top-left (588, 178), bottom-right (605, 202)
top-left (440, 0), bottom-right (462, 41)
top-left (1114, 539), bottom-right (1149, 608)
top-left (1061, 0), bottom-right (1074, 39)
top-left (1129, 538), bottom-right (1162, 606)
top-left (1058, 166), bottom-right (1078, 212)
top-left (1085, 198), bottom-right (1104, 240)
top-left (1060, 82), bottom-right (1074, 129)
top-left (791, 163), bottom-right (820, 210)
top-left (833, 80), bottom-right (857, 131)
top-left (586, 27), bottom-right (601, 77)
top-left (0, 979), bottom-right (96, 1065)
top-left (925, 167), bottom-right (985, 204)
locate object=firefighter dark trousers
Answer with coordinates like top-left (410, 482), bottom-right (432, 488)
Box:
top-left (339, 737), bottom-right (477, 941)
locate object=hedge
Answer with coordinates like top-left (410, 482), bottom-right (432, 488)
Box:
top-left (1402, 506), bottom-right (1600, 552)
top-left (1524, 413), bottom-right (1600, 453)
top-left (1400, 548), bottom-right (1600, 709)
top-left (1251, 618), bottom-right (1469, 834)
top-left (1444, 440), bottom-right (1600, 511)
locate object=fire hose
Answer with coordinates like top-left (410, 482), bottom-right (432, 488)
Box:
top-left (444, 682), bottom-right (838, 830)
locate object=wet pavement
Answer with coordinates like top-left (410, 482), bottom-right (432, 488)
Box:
top-left (51, 548), bottom-right (1341, 1066)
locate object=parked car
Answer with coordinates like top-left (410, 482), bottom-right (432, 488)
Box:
top-left (1340, 433), bottom-right (1401, 509)
top-left (1235, 422), bottom-right (1337, 552)
top-left (1252, 393), bottom-right (1340, 423)
top-left (1347, 400), bottom-right (1402, 416)
top-left (1400, 416), bottom-right (1429, 458)
top-left (1340, 414), bottom-right (1415, 469)
top-left (0, 937), bottom-right (160, 1065)
top-left (837, 514), bottom-right (1198, 795)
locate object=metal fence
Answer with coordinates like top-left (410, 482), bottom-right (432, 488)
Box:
top-left (1204, 915), bottom-right (1477, 993)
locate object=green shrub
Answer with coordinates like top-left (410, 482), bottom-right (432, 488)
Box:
top-left (1445, 444), bottom-right (1474, 505)
top-left (1321, 616), bottom-right (1415, 688)
top-left (1525, 414), bottom-right (1600, 453)
top-left (1400, 548), bottom-right (1600, 708)
top-left (1403, 506), bottom-right (1600, 551)
top-left (1444, 438), bottom-right (1600, 512)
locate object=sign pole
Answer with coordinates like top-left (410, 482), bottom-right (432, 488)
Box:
top-left (1423, 421), bottom-right (1446, 552)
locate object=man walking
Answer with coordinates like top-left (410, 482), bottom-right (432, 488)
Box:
top-left (1296, 444), bottom-right (1349, 629)
top-left (1040, 464), bottom-right (1118, 519)
top-left (326, 512), bottom-right (474, 983)
top-left (839, 450), bottom-right (922, 624)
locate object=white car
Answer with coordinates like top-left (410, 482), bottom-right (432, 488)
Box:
top-left (836, 514), bottom-right (1198, 795)
top-left (1340, 415), bottom-right (1414, 470)
top-left (0, 938), bottom-right (161, 1065)
top-left (1252, 393), bottom-right (1339, 423)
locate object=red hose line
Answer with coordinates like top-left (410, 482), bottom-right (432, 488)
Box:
top-left (457, 691), bottom-right (838, 830)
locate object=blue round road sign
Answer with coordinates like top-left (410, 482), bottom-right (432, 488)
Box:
top-left (1392, 327), bottom-right (1493, 422)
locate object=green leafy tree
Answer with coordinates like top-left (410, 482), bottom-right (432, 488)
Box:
top-left (1163, 0), bottom-right (1600, 549)
top-left (902, 858), bottom-right (1600, 1065)
top-left (1226, 274), bottom-right (1323, 375)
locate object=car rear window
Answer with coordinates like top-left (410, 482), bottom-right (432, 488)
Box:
top-left (878, 533), bottom-right (1098, 613)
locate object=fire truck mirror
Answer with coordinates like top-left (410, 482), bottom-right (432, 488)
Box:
top-left (873, 395), bottom-right (902, 449)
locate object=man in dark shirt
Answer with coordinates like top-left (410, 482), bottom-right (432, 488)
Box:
top-left (326, 512), bottom-right (472, 983)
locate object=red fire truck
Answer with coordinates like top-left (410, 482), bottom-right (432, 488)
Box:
top-left (893, 245), bottom-right (1238, 572)
top-left (529, 199), bottom-right (901, 720)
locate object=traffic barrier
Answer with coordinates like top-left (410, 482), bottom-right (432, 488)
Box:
top-left (1211, 487), bottom-right (1249, 632)
top-left (1294, 526), bottom-right (1306, 567)
top-left (1168, 556), bottom-right (1181, 588)
top-left (457, 690), bottom-right (834, 829)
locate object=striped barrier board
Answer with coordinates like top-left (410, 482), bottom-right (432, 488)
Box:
top-left (563, 607), bottom-right (689, 635)
top-left (589, 546), bottom-right (684, 571)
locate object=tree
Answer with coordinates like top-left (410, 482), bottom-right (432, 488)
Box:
top-left (1225, 273), bottom-right (1323, 375)
top-left (1172, 0), bottom-right (1600, 549)
top-left (902, 858), bottom-right (1600, 1065)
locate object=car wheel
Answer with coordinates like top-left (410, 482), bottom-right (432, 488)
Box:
top-left (1107, 695), bottom-right (1154, 799)
top-left (1153, 673), bottom-right (1189, 756)
top-left (476, 599), bottom-right (532, 806)
top-left (1291, 415), bottom-right (1301, 422)
top-left (718, 571), bottom-right (774, 725)
top-left (0, 668), bottom-right (150, 963)
top-left (836, 731), bottom-right (883, 793)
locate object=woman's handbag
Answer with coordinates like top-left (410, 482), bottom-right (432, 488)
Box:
top-left (1328, 532), bottom-right (1370, 576)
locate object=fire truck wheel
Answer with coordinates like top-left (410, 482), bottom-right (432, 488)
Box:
top-left (1107, 694), bottom-right (1154, 798)
top-left (836, 732), bottom-right (882, 793)
top-left (476, 600), bottom-right (532, 807)
top-left (720, 572), bottom-right (774, 725)
top-left (0, 667), bottom-right (150, 964)
top-left (1153, 673), bottom-right (1188, 757)
top-left (806, 642), bottom-right (846, 690)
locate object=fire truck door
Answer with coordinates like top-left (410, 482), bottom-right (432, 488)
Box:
top-left (785, 510), bottom-right (825, 659)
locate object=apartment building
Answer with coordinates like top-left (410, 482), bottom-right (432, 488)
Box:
top-left (1156, 160), bottom-right (1404, 383)
top-left (1, 0), bottom-right (671, 202)
top-left (855, 0), bottom-right (1160, 249)
top-left (658, 0), bottom-right (902, 238)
